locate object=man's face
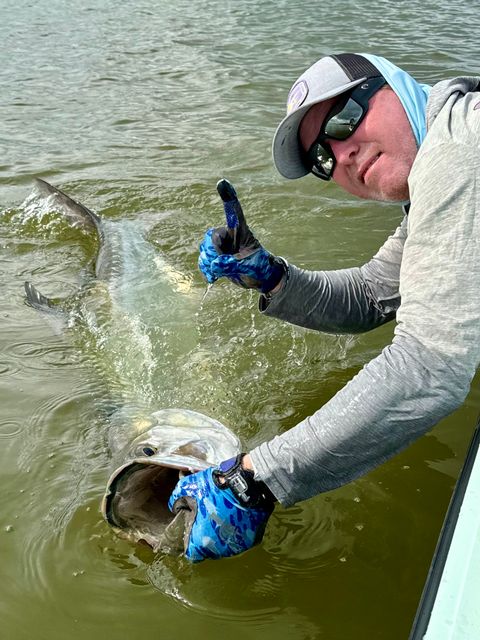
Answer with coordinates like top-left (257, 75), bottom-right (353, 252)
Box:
top-left (298, 87), bottom-right (418, 201)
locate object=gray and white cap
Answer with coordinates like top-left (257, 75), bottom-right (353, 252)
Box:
top-left (272, 53), bottom-right (381, 179)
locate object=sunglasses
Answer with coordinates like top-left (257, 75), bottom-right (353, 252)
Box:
top-left (302, 75), bottom-right (387, 181)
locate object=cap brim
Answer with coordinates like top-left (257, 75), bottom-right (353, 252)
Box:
top-left (272, 77), bottom-right (367, 179)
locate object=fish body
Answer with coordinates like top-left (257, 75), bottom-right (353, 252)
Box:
top-left (25, 179), bottom-right (241, 553)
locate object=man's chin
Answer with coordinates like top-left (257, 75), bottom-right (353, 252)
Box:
top-left (366, 177), bottom-right (410, 203)
top-left (336, 171), bottom-right (410, 202)
top-left (356, 189), bottom-right (409, 203)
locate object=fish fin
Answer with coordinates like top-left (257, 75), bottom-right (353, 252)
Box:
top-left (24, 281), bottom-right (61, 312)
top-left (34, 178), bottom-right (102, 232)
top-left (24, 281), bottom-right (68, 335)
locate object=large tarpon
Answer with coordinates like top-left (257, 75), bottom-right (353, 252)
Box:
top-left (24, 179), bottom-right (240, 554)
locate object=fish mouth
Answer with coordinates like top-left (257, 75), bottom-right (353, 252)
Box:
top-left (102, 459), bottom-right (199, 554)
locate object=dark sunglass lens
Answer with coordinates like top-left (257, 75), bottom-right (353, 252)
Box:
top-left (309, 142), bottom-right (334, 179)
top-left (311, 165), bottom-right (331, 180)
top-left (324, 99), bottom-right (364, 140)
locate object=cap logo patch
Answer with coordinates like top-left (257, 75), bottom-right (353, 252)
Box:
top-left (287, 80), bottom-right (308, 114)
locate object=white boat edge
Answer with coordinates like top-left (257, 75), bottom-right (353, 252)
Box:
top-left (409, 418), bottom-right (480, 639)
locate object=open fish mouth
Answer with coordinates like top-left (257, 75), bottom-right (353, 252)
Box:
top-left (102, 459), bottom-right (200, 553)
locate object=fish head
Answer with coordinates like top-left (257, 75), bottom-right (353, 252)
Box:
top-left (101, 408), bottom-right (241, 554)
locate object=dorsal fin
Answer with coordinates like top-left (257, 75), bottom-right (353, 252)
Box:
top-left (34, 178), bottom-right (102, 234)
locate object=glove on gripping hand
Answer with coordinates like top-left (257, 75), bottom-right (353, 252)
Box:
top-left (198, 179), bottom-right (285, 293)
top-left (168, 467), bottom-right (273, 563)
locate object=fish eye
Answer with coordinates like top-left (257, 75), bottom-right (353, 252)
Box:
top-left (135, 445), bottom-right (157, 457)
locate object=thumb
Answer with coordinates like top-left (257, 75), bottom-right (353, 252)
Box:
top-left (217, 179), bottom-right (256, 253)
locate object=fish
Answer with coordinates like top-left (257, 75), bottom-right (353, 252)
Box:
top-left (24, 179), bottom-right (241, 554)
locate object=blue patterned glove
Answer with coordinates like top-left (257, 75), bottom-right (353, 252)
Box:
top-left (198, 179), bottom-right (285, 293)
top-left (168, 464), bottom-right (274, 563)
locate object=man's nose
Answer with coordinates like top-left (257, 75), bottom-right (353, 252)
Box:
top-left (329, 137), bottom-right (359, 165)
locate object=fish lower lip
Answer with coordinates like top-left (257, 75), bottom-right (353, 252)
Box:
top-left (361, 154), bottom-right (381, 182)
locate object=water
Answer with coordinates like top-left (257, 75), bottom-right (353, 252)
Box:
top-left (2, 1), bottom-right (480, 638)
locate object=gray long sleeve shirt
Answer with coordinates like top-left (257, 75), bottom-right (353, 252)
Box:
top-left (250, 76), bottom-right (480, 506)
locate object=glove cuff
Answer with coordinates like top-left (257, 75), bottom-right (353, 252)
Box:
top-left (213, 454), bottom-right (276, 510)
top-left (260, 255), bottom-right (287, 294)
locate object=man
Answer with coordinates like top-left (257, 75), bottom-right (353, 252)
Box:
top-left (168, 53), bottom-right (480, 562)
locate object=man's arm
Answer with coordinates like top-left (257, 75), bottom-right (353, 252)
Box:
top-left (260, 215), bottom-right (407, 334)
top-left (251, 140), bottom-right (480, 506)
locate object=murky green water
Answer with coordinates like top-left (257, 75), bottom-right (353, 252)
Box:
top-left (2, 1), bottom-right (480, 638)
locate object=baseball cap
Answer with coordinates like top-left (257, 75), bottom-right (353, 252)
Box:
top-left (272, 53), bottom-right (381, 179)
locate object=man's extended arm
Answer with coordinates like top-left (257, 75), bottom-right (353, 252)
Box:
top-left (251, 140), bottom-right (480, 506)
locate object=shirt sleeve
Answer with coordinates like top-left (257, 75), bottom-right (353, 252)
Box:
top-left (251, 140), bottom-right (480, 506)
top-left (259, 214), bottom-right (407, 334)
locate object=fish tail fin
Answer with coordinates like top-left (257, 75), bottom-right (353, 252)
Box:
top-left (34, 178), bottom-right (102, 234)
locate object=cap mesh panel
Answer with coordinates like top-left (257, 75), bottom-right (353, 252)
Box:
top-left (332, 53), bottom-right (380, 80)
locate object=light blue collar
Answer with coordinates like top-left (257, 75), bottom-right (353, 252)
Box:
top-left (360, 53), bottom-right (431, 147)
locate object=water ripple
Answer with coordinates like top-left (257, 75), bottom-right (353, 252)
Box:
top-left (7, 340), bottom-right (76, 370)
top-left (18, 387), bottom-right (93, 471)
top-left (0, 420), bottom-right (23, 439)
top-left (15, 415), bottom-right (111, 607)
top-left (0, 360), bottom-right (18, 376)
